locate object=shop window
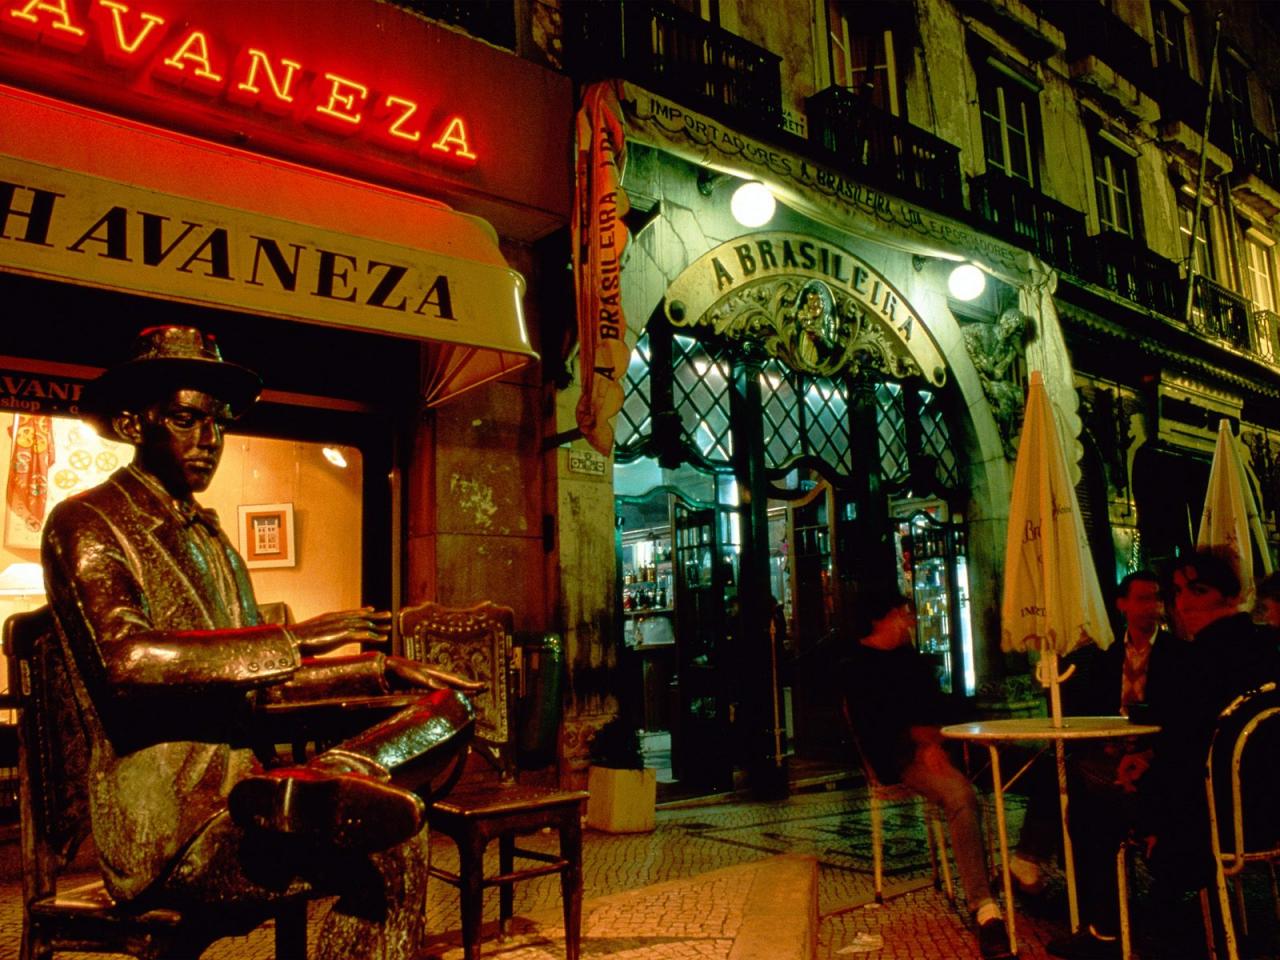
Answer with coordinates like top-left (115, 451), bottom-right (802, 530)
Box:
top-left (1245, 236), bottom-right (1277, 312)
top-left (978, 70), bottom-right (1039, 186)
top-left (827, 0), bottom-right (901, 116)
top-left (0, 412), bottom-right (364, 621)
top-left (1153, 0), bottom-right (1192, 74)
top-left (1090, 134), bottom-right (1140, 239)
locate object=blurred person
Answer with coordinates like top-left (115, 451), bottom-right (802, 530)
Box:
top-left (842, 584), bottom-right (1013, 959)
top-left (1252, 569), bottom-right (1280, 633)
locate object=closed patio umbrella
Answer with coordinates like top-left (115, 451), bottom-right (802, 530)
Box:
top-left (1001, 370), bottom-right (1114, 929)
top-left (1197, 417), bottom-right (1272, 604)
top-left (1001, 372), bottom-right (1114, 722)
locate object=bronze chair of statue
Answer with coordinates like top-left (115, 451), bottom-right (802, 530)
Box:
top-left (399, 600), bottom-right (589, 960)
top-left (3, 606), bottom-right (317, 960)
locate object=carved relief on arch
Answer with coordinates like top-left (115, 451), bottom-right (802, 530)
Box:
top-left (663, 232), bottom-right (946, 384)
top-left (686, 275), bottom-right (926, 381)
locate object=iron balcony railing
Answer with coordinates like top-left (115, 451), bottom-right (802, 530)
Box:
top-left (1214, 113), bottom-right (1280, 190)
top-left (968, 171), bottom-right (1087, 274)
top-left (1190, 275), bottom-right (1254, 352)
top-left (561, 0), bottom-right (783, 135)
top-left (1080, 231), bottom-right (1182, 318)
top-left (806, 86), bottom-right (963, 213)
top-left (1253, 310), bottom-right (1280, 362)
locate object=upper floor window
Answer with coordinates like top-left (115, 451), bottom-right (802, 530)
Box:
top-left (979, 71), bottom-right (1038, 185)
top-left (390, 0), bottom-right (515, 49)
top-left (1221, 55), bottom-right (1251, 123)
top-left (1245, 236), bottom-right (1277, 312)
top-left (1178, 194), bottom-right (1215, 279)
top-left (1091, 135), bottom-right (1139, 237)
top-left (827, 0), bottom-right (901, 115)
top-left (1153, 1), bottom-right (1191, 74)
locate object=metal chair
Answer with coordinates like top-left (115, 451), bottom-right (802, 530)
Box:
top-left (1205, 682), bottom-right (1280, 960)
top-left (841, 699), bottom-right (953, 904)
top-left (400, 600), bottom-right (588, 960)
top-left (3, 607), bottom-right (313, 960)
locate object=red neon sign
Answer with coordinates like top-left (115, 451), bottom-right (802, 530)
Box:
top-left (1, 0), bottom-right (479, 167)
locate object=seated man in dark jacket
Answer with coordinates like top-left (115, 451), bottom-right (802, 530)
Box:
top-left (1049, 552), bottom-right (1280, 959)
top-left (842, 584), bottom-right (1012, 959)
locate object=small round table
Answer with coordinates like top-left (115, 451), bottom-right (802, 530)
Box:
top-left (941, 716), bottom-right (1160, 956)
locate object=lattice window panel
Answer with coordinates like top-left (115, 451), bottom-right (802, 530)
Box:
top-left (800, 376), bottom-right (853, 476)
top-left (617, 333), bottom-right (653, 451)
top-left (917, 389), bottom-right (959, 491)
top-left (876, 381), bottom-right (909, 485)
top-left (673, 335), bottom-right (733, 465)
top-left (761, 360), bottom-right (802, 469)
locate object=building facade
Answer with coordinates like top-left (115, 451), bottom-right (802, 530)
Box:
top-left (550, 0), bottom-right (1280, 798)
top-left (0, 0), bottom-right (573, 802)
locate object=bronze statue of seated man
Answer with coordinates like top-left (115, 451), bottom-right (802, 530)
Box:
top-left (40, 325), bottom-right (477, 959)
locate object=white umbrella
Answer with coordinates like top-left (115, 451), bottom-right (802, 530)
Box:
top-left (1001, 370), bottom-right (1114, 931)
top-left (1197, 418), bottom-right (1272, 603)
top-left (1001, 371), bottom-right (1114, 722)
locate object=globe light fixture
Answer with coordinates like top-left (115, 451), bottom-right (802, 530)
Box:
top-left (947, 263), bottom-right (986, 301)
top-left (730, 180), bottom-right (776, 227)
top-left (322, 446), bottom-right (348, 468)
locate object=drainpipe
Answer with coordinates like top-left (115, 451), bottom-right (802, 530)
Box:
top-left (1183, 13), bottom-right (1224, 326)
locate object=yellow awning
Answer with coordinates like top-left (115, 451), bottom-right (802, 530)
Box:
top-left (0, 85), bottom-right (537, 406)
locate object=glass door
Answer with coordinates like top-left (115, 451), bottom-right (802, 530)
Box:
top-left (671, 502), bottom-right (732, 791)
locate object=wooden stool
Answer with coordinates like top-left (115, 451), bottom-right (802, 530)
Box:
top-left (427, 782), bottom-right (588, 960)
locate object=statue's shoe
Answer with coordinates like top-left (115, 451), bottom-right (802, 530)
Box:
top-left (229, 769), bottom-right (426, 852)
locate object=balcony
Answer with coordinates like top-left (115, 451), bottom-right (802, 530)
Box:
top-left (1079, 231), bottom-right (1181, 317)
top-left (561, 1), bottom-right (783, 136)
top-left (968, 171), bottom-right (1087, 274)
top-left (1040, 1), bottom-right (1153, 96)
top-left (806, 87), bottom-right (963, 213)
top-left (1253, 310), bottom-right (1280, 363)
top-left (1209, 113), bottom-right (1280, 218)
top-left (1189, 275), bottom-right (1253, 352)
top-left (1153, 63), bottom-right (1208, 131)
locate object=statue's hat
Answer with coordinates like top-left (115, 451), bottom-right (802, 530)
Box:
top-left (82, 326), bottom-right (262, 440)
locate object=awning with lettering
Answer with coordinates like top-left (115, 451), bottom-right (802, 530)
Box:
top-left (0, 84), bottom-right (536, 406)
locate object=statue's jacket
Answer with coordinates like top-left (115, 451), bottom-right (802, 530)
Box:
top-left (40, 465), bottom-right (380, 902)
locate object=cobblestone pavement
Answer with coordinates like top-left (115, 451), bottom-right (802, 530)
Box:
top-left (2, 784), bottom-right (1276, 959)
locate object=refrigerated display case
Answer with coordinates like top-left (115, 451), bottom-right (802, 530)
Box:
top-left (892, 502), bottom-right (974, 697)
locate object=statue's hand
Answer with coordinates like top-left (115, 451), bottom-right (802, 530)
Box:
top-left (384, 655), bottom-right (487, 694)
top-left (289, 608), bottom-right (391, 656)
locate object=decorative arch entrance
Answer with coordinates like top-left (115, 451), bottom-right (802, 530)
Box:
top-left (613, 232), bottom-right (988, 796)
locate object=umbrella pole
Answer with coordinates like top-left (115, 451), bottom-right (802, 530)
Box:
top-left (1046, 650), bottom-right (1081, 932)
top-left (1057, 735), bottom-right (1080, 932)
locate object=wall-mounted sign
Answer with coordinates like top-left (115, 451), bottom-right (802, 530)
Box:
top-left (0, 0), bottom-right (572, 238)
top-left (2, 0), bottom-right (476, 166)
top-left (567, 447), bottom-right (607, 478)
top-left (0, 151), bottom-right (532, 355)
top-left (665, 232), bottom-right (947, 385)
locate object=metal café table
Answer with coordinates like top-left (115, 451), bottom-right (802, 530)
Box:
top-left (941, 716), bottom-right (1160, 956)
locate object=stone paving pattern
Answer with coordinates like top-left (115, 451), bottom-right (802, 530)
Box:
top-left (1, 784), bottom-right (1277, 959)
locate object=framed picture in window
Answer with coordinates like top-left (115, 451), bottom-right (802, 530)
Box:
top-left (237, 502), bottom-right (296, 569)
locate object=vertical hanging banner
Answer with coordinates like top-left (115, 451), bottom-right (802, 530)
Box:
top-left (573, 82), bottom-right (632, 455)
top-left (6, 414), bottom-right (55, 543)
